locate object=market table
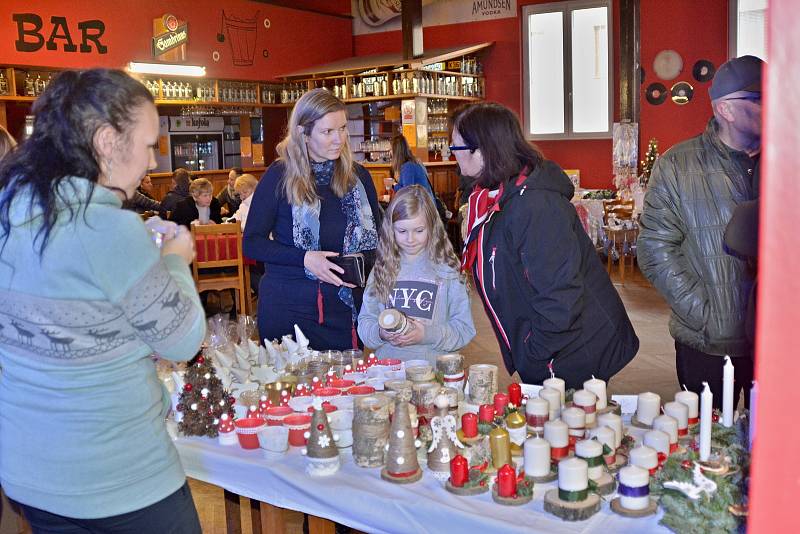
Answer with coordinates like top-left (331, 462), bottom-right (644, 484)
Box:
top-left (173, 424), bottom-right (671, 534)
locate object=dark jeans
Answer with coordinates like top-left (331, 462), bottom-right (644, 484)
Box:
top-left (675, 341), bottom-right (754, 410)
top-left (12, 481), bottom-right (201, 534)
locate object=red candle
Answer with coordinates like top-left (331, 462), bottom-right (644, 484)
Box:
top-left (494, 393), bottom-right (509, 416)
top-left (479, 404), bottom-right (495, 423)
top-left (450, 455), bottom-right (469, 487)
top-left (461, 413), bottom-right (478, 438)
top-left (497, 464), bottom-right (517, 497)
top-left (508, 383), bottom-right (523, 407)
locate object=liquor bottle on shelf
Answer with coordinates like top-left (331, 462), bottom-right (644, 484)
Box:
top-left (0, 71), bottom-right (8, 96)
top-left (381, 75), bottom-right (388, 97)
top-left (392, 76), bottom-right (400, 96)
top-left (24, 73), bottom-right (35, 97)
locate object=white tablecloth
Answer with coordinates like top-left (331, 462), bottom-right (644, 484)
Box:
top-left (173, 423), bottom-right (671, 534)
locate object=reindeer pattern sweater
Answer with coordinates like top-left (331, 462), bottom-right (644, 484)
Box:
top-left (0, 177), bottom-right (206, 518)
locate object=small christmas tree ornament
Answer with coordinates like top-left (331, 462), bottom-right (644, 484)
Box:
top-left (217, 413), bottom-right (238, 446)
top-left (427, 395), bottom-right (465, 479)
top-left (302, 397), bottom-right (340, 476)
top-left (639, 138), bottom-right (659, 186)
top-left (178, 352), bottom-right (234, 437)
top-left (381, 396), bottom-right (423, 483)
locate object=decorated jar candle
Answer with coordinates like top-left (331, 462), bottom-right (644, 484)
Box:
top-left (543, 376), bottom-right (566, 404)
top-left (539, 387), bottom-right (562, 421)
top-left (525, 397), bottom-right (550, 433)
top-left (629, 444), bottom-right (659, 475)
top-left (675, 389), bottom-right (700, 425)
top-left (663, 401), bottom-right (689, 438)
top-left (652, 415), bottom-right (679, 453)
top-left (597, 412), bottom-right (623, 449)
top-left (557, 457), bottom-right (589, 502)
top-left (524, 436), bottom-right (551, 477)
top-left (467, 364), bottom-right (498, 405)
top-left (575, 439), bottom-right (604, 480)
top-left (643, 429), bottom-right (670, 456)
top-left (635, 392), bottom-right (661, 426)
top-left (572, 389), bottom-right (598, 426)
top-left (561, 407), bottom-right (586, 448)
top-left (588, 426), bottom-right (616, 465)
top-left (544, 419), bottom-right (570, 461)
top-left (618, 465), bottom-right (650, 511)
top-left (436, 353), bottom-right (465, 391)
top-left (411, 382), bottom-right (439, 419)
top-left (583, 376), bottom-right (608, 410)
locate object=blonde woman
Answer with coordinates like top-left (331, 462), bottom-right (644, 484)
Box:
top-left (357, 185), bottom-right (474, 363)
top-left (170, 178), bottom-right (222, 228)
top-left (230, 173), bottom-right (259, 229)
top-left (244, 88), bottom-right (381, 349)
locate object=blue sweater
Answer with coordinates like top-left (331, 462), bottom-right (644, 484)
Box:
top-left (394, 161), bottom-right (432, 194)
top-left (0, 178), bottom-right (206, 518)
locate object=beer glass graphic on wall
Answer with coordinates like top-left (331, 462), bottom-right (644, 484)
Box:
top-left (222, 11), bottom-right (259, 66)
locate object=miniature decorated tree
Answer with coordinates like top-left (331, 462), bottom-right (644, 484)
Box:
top-left (640, 138), bottom-right (659, 186)
top-left (177, 352), bottom-right (235, 437)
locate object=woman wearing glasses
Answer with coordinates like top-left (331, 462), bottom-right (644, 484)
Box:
top-left (453, 102), bottom-right (638, 389)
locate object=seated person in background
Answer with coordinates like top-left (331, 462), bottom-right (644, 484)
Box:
top-left (170, 178), bottom-right (222, 228)
top-left (122, 189), bottom-right (163, 216)
top-left (217, 167), bottom-right (243, 216)
top-left (161, 167), bottom-right (192, 214)
top-left (138, 175), bottom-right (157, 199)
top-left (229, 173), bottom-right (258, 229)
top-left (390, 135), bottom-right (432, 195)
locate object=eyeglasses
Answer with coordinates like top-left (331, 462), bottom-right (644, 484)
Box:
top-left (449, 145), bottom-right (477, 153)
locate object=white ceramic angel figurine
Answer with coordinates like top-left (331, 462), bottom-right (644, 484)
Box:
top-left (663, 462), bottom-right (718, 500)
top-left (427, 395), bottom-right (464, 475)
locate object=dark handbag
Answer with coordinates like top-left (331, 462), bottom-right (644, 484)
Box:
top-left (329, 253), bottom-right (366, 287)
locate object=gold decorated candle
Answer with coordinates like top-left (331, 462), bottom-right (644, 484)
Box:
top-left (635, 392), bottom-right (661, 426)
top-left (505, 411), bottom-right (527, 452)
top-left (583, 376), bottom-right (607, 410)
top-left (489, 426), bottom-right (511, 469)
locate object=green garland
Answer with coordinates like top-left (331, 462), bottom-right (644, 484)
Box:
top-left (651, 411), bottom-right (749, 534)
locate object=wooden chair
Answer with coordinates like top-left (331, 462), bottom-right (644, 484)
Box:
top-left (601, 199), bottom-right (638, 285)
top-left (191, 223), bottom-right (249, 316)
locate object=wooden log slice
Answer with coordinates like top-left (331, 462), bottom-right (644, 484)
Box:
top-left (491, 485), bottom-right (533, 506)
top-left (594, 472), bottom-right (617, 496)
top-left (380, 467), bottom-right (422, 484)
top-left (610, 496), bottom-right (658, 518)
top-left (630, 415), bottom-right (653, 429)
top-left (445, 479), bottom-right (489, 496)
top-left (605, 452), bottom-right (628, 473)
top-left (598, 401), bottom-right (622, 416)
top-left (543, 489), bottom-right (601, 521)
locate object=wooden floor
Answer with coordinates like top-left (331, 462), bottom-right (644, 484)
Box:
top-left (190, 265), bottom-right (677, 533)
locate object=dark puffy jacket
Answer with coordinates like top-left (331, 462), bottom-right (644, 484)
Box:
top-left (470, 160), bottom-right (639, 388)
top-left (637, 119), bottom-right (755, 357)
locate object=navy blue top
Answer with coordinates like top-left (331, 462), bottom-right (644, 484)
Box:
top-left (394, 161), bottom-right (432, 194)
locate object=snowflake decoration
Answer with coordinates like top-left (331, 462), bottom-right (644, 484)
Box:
top-left (317, 435), bottom-right (331, 448)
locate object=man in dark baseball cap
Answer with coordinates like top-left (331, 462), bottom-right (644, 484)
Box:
top-left (710, 55), bottom-right (763, 100)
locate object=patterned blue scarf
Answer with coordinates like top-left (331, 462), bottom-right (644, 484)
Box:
top-left (292, 160), bottom-right (378, 316)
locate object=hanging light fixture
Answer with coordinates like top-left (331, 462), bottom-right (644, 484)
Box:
top-left (127, 62), bottom-right (206, 77)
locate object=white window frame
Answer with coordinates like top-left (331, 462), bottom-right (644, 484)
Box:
top-left (728, 0), bottom-right (768, 60)
top-left (522, 0), bottom-right (613, 140)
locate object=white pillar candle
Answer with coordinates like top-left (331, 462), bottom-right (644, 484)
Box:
top-left (663, 401), bottom-right (689, 437)
top-left (575, 439), bottom-right (604, 480)
top-left (652, 415), bottom-right (678, 448)
top-left (597, 412), bottom-right (623, 448)
top-left (525, 397), bottom-right (550, 432)
top-left (558, 457), bottom-right (588, 492)
top-left (523, 436), bottom-right (551, 477)
top-left (543, 376), bottom-right (566, 405)
top-left (588, 426), bottom-right (616, 455)
top-left (628, 444), bottom-right (658, 473)
top-left (572, 389), bottom-right (598, 426)
top-left (561, 407), bottom-right (586, 439)
top-left (618, 465), bottom-right (650, 511)
top-left (635, 392), bottom-right (661, 426)
top-left (544, 419), bottom-right (569, 448)
top-left (722, 355), bottom-right (734, 427)
top-left (675, 387), bottom-right (699, 423)
top-left (699, 381), bottom-right (713, 461)
top-left (583, 375), bottom-right (608, 410)
top-left (539, 387), bottom-right (562, 421)
top-left (643, 429), bottom-right (670, 456)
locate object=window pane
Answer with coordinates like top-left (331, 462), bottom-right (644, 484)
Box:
top-left (737, 0), bottom-right (767, 60)
top-left (528, 12), bottom-right (565, 135)
top-left (571, 7), bottom-right (609, 133)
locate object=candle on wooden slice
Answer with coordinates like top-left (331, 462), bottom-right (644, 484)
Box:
top-left (543, 376), bottom-right (566, 405)
top-left (493, 392), bottom-right (509, 416)
top-left (561, 407), bottom-right (586, 448)
top-left (583, 375), bottom-right (608, 410)
top-left (539, 387), bottom-right (562, 421)
top-left (461, 413), bottom-right (478, 438)
top-left (663, 401), bottom-right (689, 438)
top-left (588, 426), bottom-right (616, 464)
top-left (524, 436), bottom-right (551, 477)
top-left (507, 383), bottom-right (523, 407)
top-left (618, 465), bottom-right (650, 511)
top-left (652, 415), bottom-right (679, 453)
top-left (643, 429), bottom-right (670, 456)
top-left (478, 403), bottom-right (494, 423)
top-left (558, 457), bottom-right (589, 499)
top-left (628, 444), bottom-right (658, 474)
top-left (722, 356), bottom-right (734, 427)
top-left (575, 439), bottom-right (604, 480)
top-left (635, 392), bottom-right (661, 426)
top-left (597, 412), bottom-right (623, 448)
top-left (573, 389), bottom-right (598, 426)
top-left (544, 419), bottom-right (570, 461)
top-left (699, 382), bottom-right (713, 461)
top-left (450, 454), bottom-right (469, 487)
top-left (525, 397), bottom-right (549, 433)
top-left (497, 464), bottom-right (517, 497)
top-left (489, 426), bottom-right (512, 469)
top-left (675, 387), bottom-right (699, 425)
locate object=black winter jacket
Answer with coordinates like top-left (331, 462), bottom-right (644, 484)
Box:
top-left (469, 160), bottom-right (639, 388)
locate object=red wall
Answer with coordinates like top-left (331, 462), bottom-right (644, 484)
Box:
top-left (354, 0), bottom-right (729, 189)
top-left (0, 0), bottom-right (352, 81)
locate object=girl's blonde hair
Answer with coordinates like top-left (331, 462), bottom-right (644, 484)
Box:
top-left (276, 88), bottom-right (356, 205)
top-left (371, 185), bottom-right (462, 304)
top-left (234, 173), bottom-right (258, 193)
